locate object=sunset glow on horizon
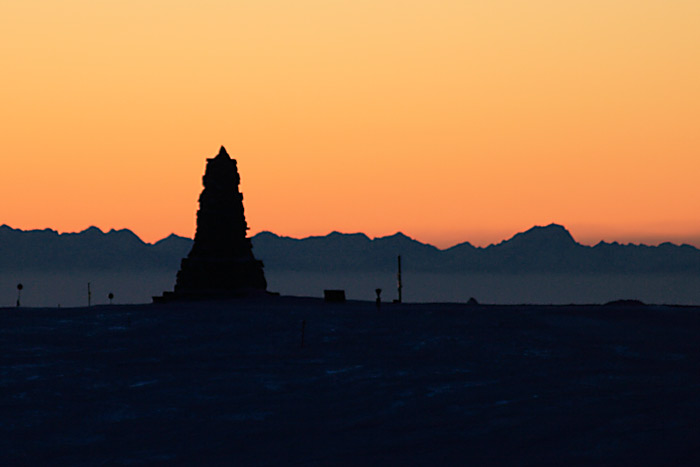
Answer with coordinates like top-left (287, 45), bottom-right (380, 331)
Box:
top-left (2, 1), bottom-right (699, 248)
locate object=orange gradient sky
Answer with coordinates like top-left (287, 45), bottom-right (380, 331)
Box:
top-left (1, 0), bottom-right (699, 248)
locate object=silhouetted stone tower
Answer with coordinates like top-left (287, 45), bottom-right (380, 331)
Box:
top-left (157, 146), bottom-right (266, 301)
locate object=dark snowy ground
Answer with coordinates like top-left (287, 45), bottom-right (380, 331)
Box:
top-left (2, 298), bottom-right (700, 465)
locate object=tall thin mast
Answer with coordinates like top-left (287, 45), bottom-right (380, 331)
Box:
top-left (397, 255), bottom-right (402, 303)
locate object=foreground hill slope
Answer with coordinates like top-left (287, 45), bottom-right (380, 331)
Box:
top-left (2, 299), bottom-right (700, 464)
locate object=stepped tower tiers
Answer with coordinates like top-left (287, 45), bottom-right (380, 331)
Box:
top-left (155, 146), bottom-right (267, 302)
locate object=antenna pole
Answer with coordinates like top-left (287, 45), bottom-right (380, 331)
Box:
top-left (397, 255), bottom-right (402, 304)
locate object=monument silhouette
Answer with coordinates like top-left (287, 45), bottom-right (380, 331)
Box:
top-left (155, 146), bottom-right (266, 302)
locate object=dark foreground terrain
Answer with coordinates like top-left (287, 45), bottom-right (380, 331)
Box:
top-left (2, 298), bottom-right (700, 465)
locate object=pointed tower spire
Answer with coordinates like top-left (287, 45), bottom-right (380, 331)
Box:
top-left (216, 145), bottom-right (230, 159)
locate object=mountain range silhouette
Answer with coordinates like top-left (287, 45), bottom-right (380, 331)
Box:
top-left (3, 223), bottom-right (700, 274)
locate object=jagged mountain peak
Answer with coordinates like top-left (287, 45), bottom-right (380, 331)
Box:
top-left (153, 233), bottom-right (192, 245)
top-left (383, 231), bottom-right (411, 239)
top-left (254, 231), bottom-right (280, 239)
top-left (374, 232), bottom-right (437, 251)
top-left (107, 228), bottom-right (141, 237)
top-left (76, 226), bottom-right (105, 236)
top-left (323, 231), bottom-right (371, 242)
top-left (502, 223), bottom-right (577, 249)
top-left (376, 232), bottom-right (416, 242)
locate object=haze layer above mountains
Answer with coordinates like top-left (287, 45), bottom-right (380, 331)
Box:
top-left (3, 224), bottom-right (700, 274)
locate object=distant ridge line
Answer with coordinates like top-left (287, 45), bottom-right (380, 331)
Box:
top-left (2, 222), bottom-right (697, 250)
top-left (2, 223), bottom-right (700, 274)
